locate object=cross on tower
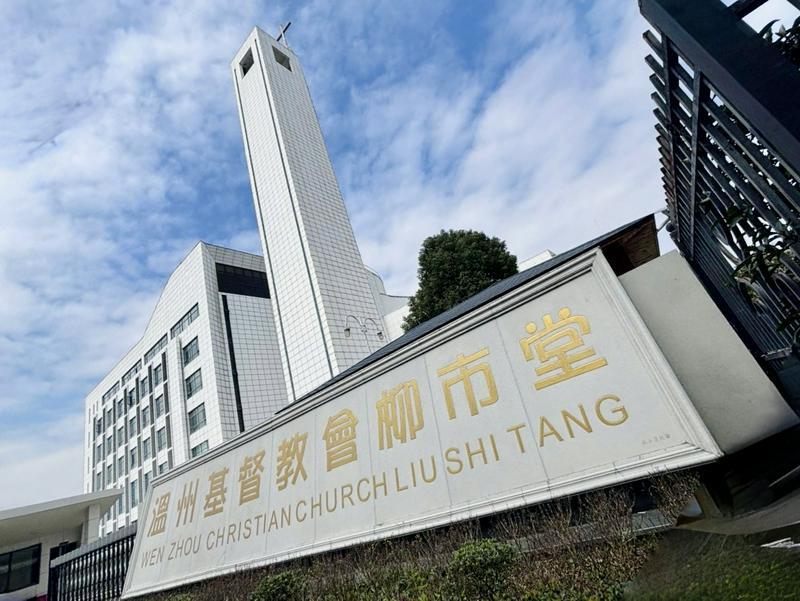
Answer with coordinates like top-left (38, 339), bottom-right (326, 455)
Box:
top-left (276, 21), bottom-right (292, 45)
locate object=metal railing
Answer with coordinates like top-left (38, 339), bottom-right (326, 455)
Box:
top-left (49, 524), bottom-right (137, 601)
top-left (640, 0), bottom-right (800, 412)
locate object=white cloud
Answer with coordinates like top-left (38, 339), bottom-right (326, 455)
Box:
top-left (0, 413), bottom-right (84, 511)
top-left (0, 0), bottom-right (669, 508)
top-left (0, 0), bottom-right (271, 507)
top-left (331, 1), bottom-right (662, 294)
top-left (225, 228), bottom-right (263, 256)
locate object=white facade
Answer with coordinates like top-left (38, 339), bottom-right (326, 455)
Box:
top-left (232, 28), bottom-right (388, 401)
top-left (364, 265), bottom-right (410, 341)
top-left (83, 243), bottom-right (286, 534)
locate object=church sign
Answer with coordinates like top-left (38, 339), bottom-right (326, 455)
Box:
top-left (122, 250), bottom-right (720, 597)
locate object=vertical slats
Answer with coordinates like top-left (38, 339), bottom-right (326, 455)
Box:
top-left (50, 528), bottom-right (136, 601)
top-left (641, 0), bottom-right (800, 411)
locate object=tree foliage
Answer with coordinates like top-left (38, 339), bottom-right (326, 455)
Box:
top-left (760, 17), bottom-right (800, 68)
top-left (444, 539), bottom-right (519, 600)
top-left (402, 230), bottom-right (518, 332)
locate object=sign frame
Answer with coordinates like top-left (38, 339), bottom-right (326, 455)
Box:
top-left (123, 249), bottom-right (720, 597)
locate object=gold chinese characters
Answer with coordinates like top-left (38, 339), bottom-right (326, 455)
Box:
top-left (437, 348), bottom-right (498, 420)
top-left (142, 305), bottom-right (615, 537)
top-left (276, 433), bottom-right (308, 490)
top-left (175, 479), bottom-right (198, 527)
top-left (239, 450), bottom-right (265, 504)
top-left (323, 409), bottom-right (358, 471)
top-left (520, 307), bottom-right (607, 390)
top-left (203, 468), bottom-right (229, 517)
top-left (147, 493), bottom-right (170, 536)
top-left (376, 380), bottom-right (424, 450)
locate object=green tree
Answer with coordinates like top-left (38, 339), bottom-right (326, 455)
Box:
top-left (402, 230), bottom-right (517, 332)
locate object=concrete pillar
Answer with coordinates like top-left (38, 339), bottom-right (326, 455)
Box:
top-left (82, 503), bottom-right (101, 544)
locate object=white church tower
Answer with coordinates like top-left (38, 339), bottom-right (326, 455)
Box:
top-left (231, 27), bottom-right (388, 401)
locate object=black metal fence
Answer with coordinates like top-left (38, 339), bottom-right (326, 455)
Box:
top-left (49, 524), bottom-right (137, 601)
top-left (640, 0), bottom-right (800, 412)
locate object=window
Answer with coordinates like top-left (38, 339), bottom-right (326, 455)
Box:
top-left (156, 427), bottom-right (167, 451)
top-left (142, 405), bottom-right (151, 428)
top-left (102, 382), bottom-right (120, 404)
top-left (126, 388), bottom-right (135, 408)
top-left (116, 398), bottom-right (124, 419)
top-left (170, 304), bottom-right (199, 339)
top-left (140, 376), bottom-right (149, 396)
top-left (105, 435), bottom-right (112, 457)
top-left (191, 441), bottom-right (209, 458)
top-left (121, 360), bottom-right (141, 385)
top-left (106, 464), bottom-right (113, 485)
top-left (0, 544), bottom-right (41, 594)
top-left (216, 263), bottom-right (269, 297)
top-left (188, 403), bottom-right (207, 434)
top-left (105, 408), bottom-right (113, 428)
top-left (130, 481), bottom-right (138, 507)
top-left (117, 456), bottom-right (125, 477)
top-left (129, 416), bottom-right (138, 437)
top-left (144, 334), bottom-right (167, 364)
top-left (50, 542), bottom-right (78, 564)
top-left (185, 369), bottom-right (202, 399)
top-left (117, 426), bottom-right (124, 448)
top-left (142, 438), bottom-right (151, 460)
top-left (182, 337), bottom-right (199, 366)
top-left (144, 472), bottom-right (152, 492)
top-left (273, 46), bottom-right (291, 71)
top-left (240, 48), bottom-right (254, 76)
top-left (153, 364), bottom-right (163, 387)
top-left (158, 462), bottom-right (168, 475)
top-left (94, 418), bottom-right (102, 437)
top-left (154, 395), bottom-right (165, 418)
top-left (129, 447), bottom-right (137, 470)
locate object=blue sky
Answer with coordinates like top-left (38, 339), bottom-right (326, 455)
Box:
top-left (6, 0), bottom-right (783, 509)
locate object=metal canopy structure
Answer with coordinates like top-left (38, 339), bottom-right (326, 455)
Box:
top-left (640, 0), bottom-right (800, 412)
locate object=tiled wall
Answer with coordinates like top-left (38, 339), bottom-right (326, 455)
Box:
top-left (233, 29), bottom-right (387, 401)
top-left (224, 293), bottom-right (286, 428)
top-left (83, 243), bottom-right (288, 534)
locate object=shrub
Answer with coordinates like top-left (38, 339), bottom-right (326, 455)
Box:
top-left (249, 570), bottom-right (306, 601)
top-left (141, 475), bottom-right (701, 601)
top-left (444, 538), bottom-right (519, 600)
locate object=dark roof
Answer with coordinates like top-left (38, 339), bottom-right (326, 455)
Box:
top-left (282, 214), bottom-right (658, 411)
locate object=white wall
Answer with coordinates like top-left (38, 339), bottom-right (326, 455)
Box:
top-left (84, 243), bottom-right (287, 534)
top-left (620, 251), bottom-right (798, 452)
top-left (232, 29), bottom-right (386, 401)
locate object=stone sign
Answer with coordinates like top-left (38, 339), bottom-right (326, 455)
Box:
top-left (122, 250), bottom-right (719, 597)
